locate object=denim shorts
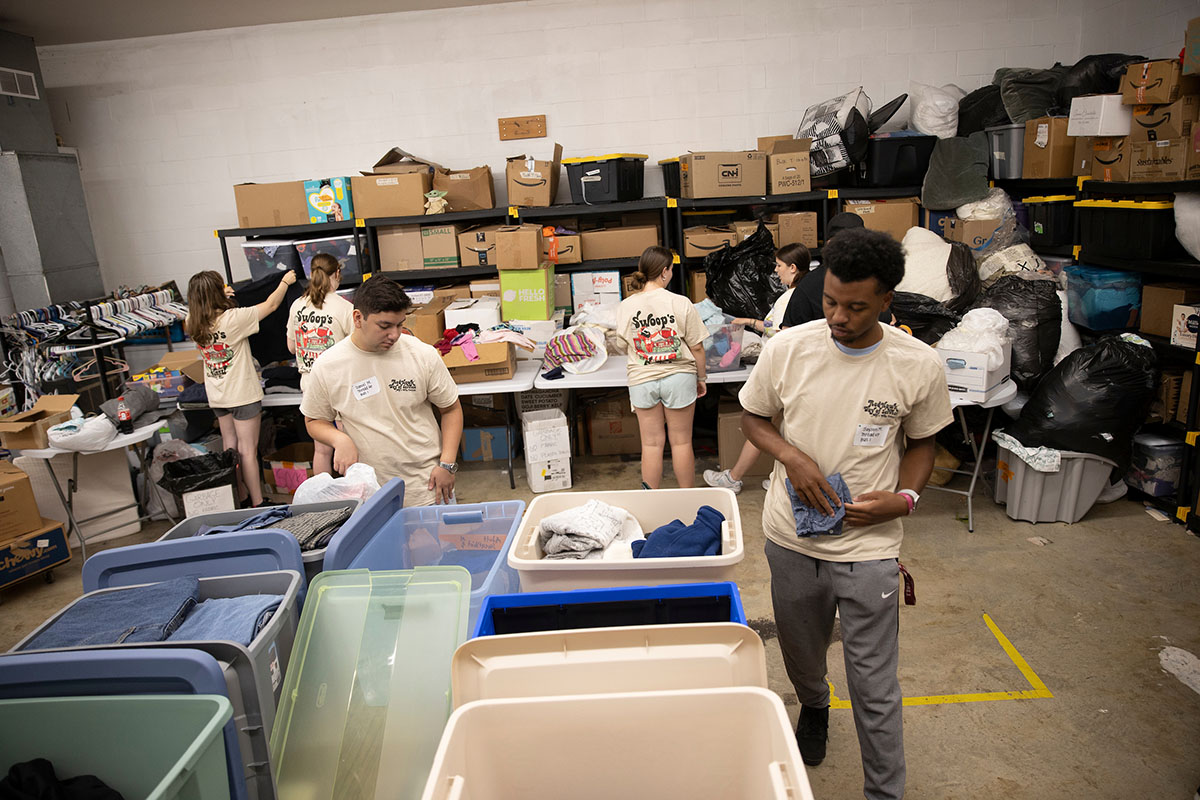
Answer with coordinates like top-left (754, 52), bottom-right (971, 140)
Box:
top-left (629, 372), bottom-right (698, 410)
top-left (212, 401), bottom-right (263, 420)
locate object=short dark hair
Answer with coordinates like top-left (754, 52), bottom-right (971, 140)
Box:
top-left (353, 275), bottom-right (412, 316)
top-left (824, 228), bottom-right (905, 293)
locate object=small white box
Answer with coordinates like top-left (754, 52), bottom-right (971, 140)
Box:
top-left (507, 310), bottom-right (566, 360)
top-left (182, 485), bottom-right (236, 518)
top-left (1067, 94), bottom-right (1132, 137)
top-left (938, 342), bottom-right (1012, 402)
top-left (444, 297), bottom-right (501, 330)
top-left (1170, 303), bottom-right (1200, 349)
top-left (571, 271), bottom-right (622, 311)
top-left (521, 408), bottom-right (571, 462)
top-left (405, 285), bottom-right (436, 305)
top-left (527, 458), bottom-right (572, 493)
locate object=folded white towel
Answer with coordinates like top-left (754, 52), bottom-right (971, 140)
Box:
top-left (538, 500), bottom-right (633, 560)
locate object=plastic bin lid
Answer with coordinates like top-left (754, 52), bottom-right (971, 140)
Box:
top-left (1074, 199), bottom-right (1174, 209)
top-left (658, 157), bottom-right (680, 164)
top-left (270, 567), bottom-right (471, 800)
top-left (562, 153), bottom-right (649, 164)
top-left (1022, 194), bottom-right (1075, 203)
top-left (451, 622), bottom-right (766, 707)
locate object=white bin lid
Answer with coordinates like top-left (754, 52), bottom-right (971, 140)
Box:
top-left (452, 622), bottom-right (767, 707)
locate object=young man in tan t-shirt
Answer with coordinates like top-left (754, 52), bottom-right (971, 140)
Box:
top-left (740, 229), bottom-right (953, 800)
top-left (301, 277), bottom-right (464, 506)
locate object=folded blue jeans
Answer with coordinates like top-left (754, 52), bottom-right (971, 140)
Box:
top-left (785, 473), bottom-right (852, 537)
top-left (169, 594), bottom-right (284, 647)
top-left (22, 576), bottom-right (200, 650)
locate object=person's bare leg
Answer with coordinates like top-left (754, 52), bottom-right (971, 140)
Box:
top-left (233, 413), bottom-right (264, 506)
top-left (729, 440), bottom-right (763, 482)
top-left (634, 403), bottom-right (667, 489)
top-left (216, 413), bottom-right (247, 503)
top-left (665, 403), bottom-right (697, 488)
top-left (313, 439), bottom-right (334, 476)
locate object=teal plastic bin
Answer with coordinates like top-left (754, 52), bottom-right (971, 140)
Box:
top-left (0, 694), bottom-right (232, 799)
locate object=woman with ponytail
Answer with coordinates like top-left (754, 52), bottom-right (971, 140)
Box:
top-left (615, 246), bottom-right (709, 489)
top-left (286, 252), bottom-right (355, 475)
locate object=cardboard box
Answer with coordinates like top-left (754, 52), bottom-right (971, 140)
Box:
top-left (495, 224), bottom-right (544, 270)
top-left (1068, 95), bottom-right (1132, 137)
top-left (516, 388), bottom-right (568, 415)
top-left (377, 225), bottom-right (425, 271)
top-left (506, 143), bottom-right (563, 207)
top-left (680, 151), bottom-right (768, 198)
top-left (433, 166), bottom-right (495, 211)
top-left (405, 286), bottom-right (436, 306)
top-left (1130, 96), bottom-right (1200, 142)
top-left (571, 271), bottom-right (622, 311)
top-left (443, 341), bottom-right (516, 384)
top-left (445, 296), bottom-right (501, 329)
top-left (1189, 128), bottom-right (1200, 180)
top-left (527, 458), bottom-right (571, 493)
top-left (1170, 303), bottom-right (1200, 349)
top-left (938, 342), bottom-right (1013, 402)
top-left (683, 226), bottom-right (737, 258)
top-left (843, 197), bottom-right (920, 242)
top-left (580, 226), bottom-right (659, 261)
top-left (232, 181), bottom-right (308, 229)
top-left (304, 177), bottom-right (354, 223)
top-left (1131, 138), bottom-right (1189, 181)
top-left (0, 462), bottom-right (41, 543)
top-left (1156, 370), bottom-right (1184, 421)
top-left (521, 409), bottom-right (572, 462)
top-left (261, 442), bottom-right (315, 496)
top-left (1072, 135), bottom-right (1095, 176)
top-left (757, 135), bottom-right (794, 152)
top-left (1091, 136), bottom-right (1131, 182)
top-left (1121, 59), bottom-right (1200, 105)
top-left (405, 296), bottom-right (456, 344)
top-left (942, 217), bottom-right (1004, 251)
top-left (508, 311), bottom-right (566, 360)
top-left (1022, 117), bottom-right (1075, 179)
top-left (621, 274), bottom-right (636, 296)
top-left (351, 173), bottom-right (432, 219)
top-left (1141, 284), bottom-right (1200, 338)
top-left (1179, 371), bottom-right (1193, 424)
top-left (0, 394), bottom-right (78, 451)
top-left (421, 224), bottom-right (461, 269)
top-left (131, 351), bottom-right (204, 397)
top-left (776, 211), bottom-right (819, 248)
top-left (620, 211), bottom-right (662, 238)
top-left (435, 285), bottom-right (472, 302)
top-left (369, 146), bottom-right (442, 176)
top-left (462, 426), bottom-right (512, 462)
top-left (766, 138), bottom-right (812, 194)
top-left (0, 518), bottom-right (71, 592)
top-left (732, 220), bottom-right (779, 244)
top-left (458, 224), bottom-right (505, 267)
top-left (587, 394), bottom-right (641, 455)
top-left (717, 400), bottom-right (774, 479)
top-left (1187, 16), bottom-right (1200, 76)
top-left (554, 273), bottom-right (572, 310)
top-left (469, 279), bottom-right (500, 298)
top-left (542, 232), bottom-right (582, 265)
top-left (500, 266), bottom-right (554, 321)
top-left (182, 484), bottom-right (237, 518)
top-left (688, 270), bottom-right (707, 302)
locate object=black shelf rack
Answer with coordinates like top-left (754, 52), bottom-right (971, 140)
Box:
top-left (361, 207), bottom-right (510, 281)
top-left (1078, 252), bottom-right (1200, 280)
top-left (1080, 179), bottom-right (1200, 197)
top-left (215, 221), bottom-right (363, 286)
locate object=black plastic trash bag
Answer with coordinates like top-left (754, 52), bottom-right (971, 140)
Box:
top-left (1006, 337), bottom-right (1157, 467)
top-left (997, 65), bottom-right (1070, 124)
top-left (972, 276), bottom-right (1061, 390)
top-left (957, 84), bottom-right (1010, 136)
top-left (890, 292), bottom-right (961, 345)
top-left (158, 449), bottom-right (240, 495)
top-left (1056, 53), bottom-right (1145, 110)
top-left (704, 225), bottom-right (783, 320)
top-left (921, 132), bottom-right (990, 210)
top-left (946, 241), bottom-right (982, 314)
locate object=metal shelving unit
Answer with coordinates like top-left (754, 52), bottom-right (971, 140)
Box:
top-left (214, 221), bottom-right (363, 285)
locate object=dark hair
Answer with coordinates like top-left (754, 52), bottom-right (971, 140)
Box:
top-left (824, 228), bottom-right (905, 293)
top-left (629, 246), bottom-right (673, 291)
top-left (775, 243), bottom-right (810, 269)
top-left (305, 253), bottom-right (340, 307)
top-left (185, 270), bottom-right (235, 345)
top-left (826, 211), bottom-right (866, 242)
top-left (352, 275), bottom-right (412, 316)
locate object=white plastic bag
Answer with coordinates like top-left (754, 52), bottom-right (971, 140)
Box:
top-left (937, 308), bottom-right (1010, 369)
top-left (909, 82), bottom-right (965, 139)
top-left (957, 187), bottom-right (1012, 221)
top-left (1053, 289), bottom-right (1083, 365)
top-left (47, 414), bottom-right (117, 452)
top-left (293, 462), bottom-right (381, 505)
top-left (899, 227), bottom-right (954, 302)
top-left (1175, 193), bottom-right (1200, 261)
top-left (146, 439), bottom-right (203, 519)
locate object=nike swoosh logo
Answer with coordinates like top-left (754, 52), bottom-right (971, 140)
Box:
top-left (882, 589), bottom-right (897, 599)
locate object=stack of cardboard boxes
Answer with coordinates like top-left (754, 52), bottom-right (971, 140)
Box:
top-left (0, 462), bottom-right (70, 592)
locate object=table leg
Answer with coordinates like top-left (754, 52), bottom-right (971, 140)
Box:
top-left (506, 398), bottom-right (516, 490)
top-left (46, 453), bottom-right (88, 564)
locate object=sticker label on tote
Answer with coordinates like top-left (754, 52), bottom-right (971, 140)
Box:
top-left (854, 424), bottom-right (889, 447)
top-left (352, 376), bottom-right (381, 400)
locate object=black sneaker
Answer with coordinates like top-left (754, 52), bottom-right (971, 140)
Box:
top-left (795, 705), bottom-right (829, 766)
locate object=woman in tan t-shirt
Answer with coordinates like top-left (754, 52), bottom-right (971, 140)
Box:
top-left (186, 268), bottom-right (296, 507)
top-left (615, 246), bottom-right (709, 490)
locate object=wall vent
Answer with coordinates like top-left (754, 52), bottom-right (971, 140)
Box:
top-left (0, 67), bottom-right (38, 100)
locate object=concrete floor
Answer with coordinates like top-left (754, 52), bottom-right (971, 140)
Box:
top-left (2, 455), bottom-right (1199, 798)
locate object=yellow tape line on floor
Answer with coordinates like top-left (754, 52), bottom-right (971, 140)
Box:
top-left (828, 613), bottom-right (1053, 709)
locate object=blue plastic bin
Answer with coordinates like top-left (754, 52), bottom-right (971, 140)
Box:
top-left (1066, 264), bottom-right (1142, 331)
top-left (323, 479), bottom-right (525, 628)
top-left (472, 582), bottom-right (747, 638)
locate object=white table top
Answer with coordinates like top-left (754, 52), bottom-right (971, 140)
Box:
top-left (457, 359), bottom-right (540, 396)
top-left (534, 358), bottom-right (755, 390)
top-left (18, 419), bottom-right (162, 459)
top-left (951, 379), bottom-right (1019, 410)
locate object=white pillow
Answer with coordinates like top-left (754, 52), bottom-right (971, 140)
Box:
top-left (898, 227), bottom-right (953, 303)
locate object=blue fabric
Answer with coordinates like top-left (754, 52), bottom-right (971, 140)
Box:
top-left (784, 473), bottom-right (852, 537)
top-left (22, 576), bottom-right (200, 650)
top-left (169, 594), bottom-right (284, 647)
top-left (632, 505), bottom-right (724, 558)
top-left (196, 507), bottom-right (289, 536)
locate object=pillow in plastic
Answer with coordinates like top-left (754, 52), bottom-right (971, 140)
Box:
top-left (898, 228), bottom-right (954, 303)
top-left (47, 415), bottom-right (117, 452)
top-left (1175, 193), bottom-right (1200, 262)
top-left (909, 82), bottom-right (965, 139)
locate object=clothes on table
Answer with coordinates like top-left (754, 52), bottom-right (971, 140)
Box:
top-left (196, 506), bottom-right (352, 552)
top-left (538, 500), bottom-right (634, 560)
top-left (477, 329), bottom-right (536, 350)
top-left (542, 330), bottom-right (598, 369)
top-left (262, 364), bottom-right (301, 390)
top-left (21, 577), bottom-right (200, 651)
top-left (784, 473), bottom-right (853, 537)
top-left (0, 759), bottom-right (124, 800)
top-left (631, 505), bottom-right (724, 558)
top-left (99, 383), bottom-right (164, 429)
top-left (168, 594), bottom-right (283, 647)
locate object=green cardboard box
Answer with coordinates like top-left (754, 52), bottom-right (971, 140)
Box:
top-left (500, 265), bottom-right (554, 321)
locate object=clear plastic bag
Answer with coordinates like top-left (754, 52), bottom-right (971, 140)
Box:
top-left (47, 414), bottom-right (117, 452)
top-left (909, 82), bottom-right (966, 139)
top-left (293, 462), bottom-right (381, 505)
top-left (937, 308), bottom-right (1011, 369)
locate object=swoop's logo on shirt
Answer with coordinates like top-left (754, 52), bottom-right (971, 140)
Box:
top-left (295, 310), bottom-right (337, 371)
top-left (631, 310), bottom-right (682, 365)
top-left (863, 399), bottom-right (901, 419)
top-left (200, 334), bottom-right (234, 378)
top-left (389, 378), bottom-right (418, 392)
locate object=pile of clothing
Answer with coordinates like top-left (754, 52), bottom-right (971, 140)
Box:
top-left (536, 500), bottom-right (724, 560)
top-left (433, 325), bottom-right (536, 361)
top-left (2, 759), bottom-right (123, 800)
top-left (540, 326), bottom-right (607, 379)
top-left (193, 505), bottom-right (353, 552)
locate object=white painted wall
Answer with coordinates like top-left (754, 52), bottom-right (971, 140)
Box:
top-left (34, 0), bottom-right (1197, 290)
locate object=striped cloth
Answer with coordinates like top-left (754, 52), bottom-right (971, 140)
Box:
top-left (542, 330), bottom-right (598, 369)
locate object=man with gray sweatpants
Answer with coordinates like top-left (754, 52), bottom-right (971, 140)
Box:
top-left (740, 228), bottom-right (953, 800)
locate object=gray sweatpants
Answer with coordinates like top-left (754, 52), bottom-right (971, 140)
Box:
top-left (765, 540), bottom-right (904, 800)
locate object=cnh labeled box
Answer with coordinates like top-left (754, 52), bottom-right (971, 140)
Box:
top-left (304, 177), bottom-right (354, 223)
top-left (679, 151), bottom-right (767, 198)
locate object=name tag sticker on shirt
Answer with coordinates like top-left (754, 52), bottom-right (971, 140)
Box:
top-left (854, 424), bottom-right (889, 448)
top-left (352, 376), bottom-right (381, 400)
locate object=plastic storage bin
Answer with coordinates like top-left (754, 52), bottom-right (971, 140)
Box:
top-left (508, 488), bottom-right (743, 592)
top-left (270, 567), bottom-right (470, 800)
top-left (156, 499), bottom-right (360, 583)
top-left (986, 123), bottom-right (1025, 179)
top-left (1023, 194), bottom-right (1075, 249)
top-left (294, 234), bottom-right (362, 283)
top-left (420, 687), bottom-right (814, 800)
top-left (850, 131), bottom-right (937, 187)
top-left (660, 157), bottom-right (681, 198)
top-left (1065, 264), bottom-right (1142, 330)
top-left (1075, 199), bottom-right (1184, 260)
top-left (0, 695), bottom-right (232, 800)
top-left (242, 239), bottom-right (301, 282)
top-left (994, 440), bottom-right (1117, 523)
top-left (323, 479), bottom-right (524, 628)
top-left (1125, 432), bottom-right (1185, 497)
top-left (473, 582), bottom-right (747, 637)
top-left (563, 154), bottom-right (648, 204)
top-left (702, 314), bottom-right (746, 373)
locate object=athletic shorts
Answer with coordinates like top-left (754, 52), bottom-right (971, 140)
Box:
top-left (628, 372), bottom-right (698, 410)
top-left (212, 401), bottom-right (263, 421)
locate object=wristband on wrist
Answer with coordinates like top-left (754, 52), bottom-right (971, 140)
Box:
top-left (897, 489), bottom-right (919, 515)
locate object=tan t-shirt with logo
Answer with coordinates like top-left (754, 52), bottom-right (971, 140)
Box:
top-left (300, 334), bottom-right (460, 507)
top-left (739, 321), bottom-right (953, 562)
top-left (616, 287), bottom-right (709, 386)
top-left (286, 292), bottom-right (355, 392)
top-left (198, 307), bottom-right (262, 409)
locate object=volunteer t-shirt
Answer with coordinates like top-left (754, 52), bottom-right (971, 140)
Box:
top-left (739, 321), bottom-right (953, 562)
top-left (198, 307), bottom-right (262, 409)
top-left (764, 288), bottom-right (795, 337)
top-left (286, 292), bottom-right (355, 389)
top-left (300, 335), bottom-right (459, 507)
top-left (616, 288), bottom-right (709, 386)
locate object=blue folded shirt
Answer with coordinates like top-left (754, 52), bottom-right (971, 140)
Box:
top-left (632, 505), bottom-right (724, 558)
top-left (784, 473), bottom-right (852, 537)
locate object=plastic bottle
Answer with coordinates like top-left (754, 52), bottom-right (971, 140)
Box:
top-left (116, 396), bottom-right (133, 434)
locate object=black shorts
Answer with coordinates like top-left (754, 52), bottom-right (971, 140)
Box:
top-left (212, 401), bottom-right (263, 421)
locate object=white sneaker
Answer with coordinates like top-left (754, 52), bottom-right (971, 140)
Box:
top-left (762, 478), bottom-right (771, 491)
top-left (704, 469), bottom-right (743, 494)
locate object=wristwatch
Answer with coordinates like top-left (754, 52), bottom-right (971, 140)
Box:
top-left (897, 489), bottom-right (920, 515)
top-left (438, 461), bottom-right (459, 474)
